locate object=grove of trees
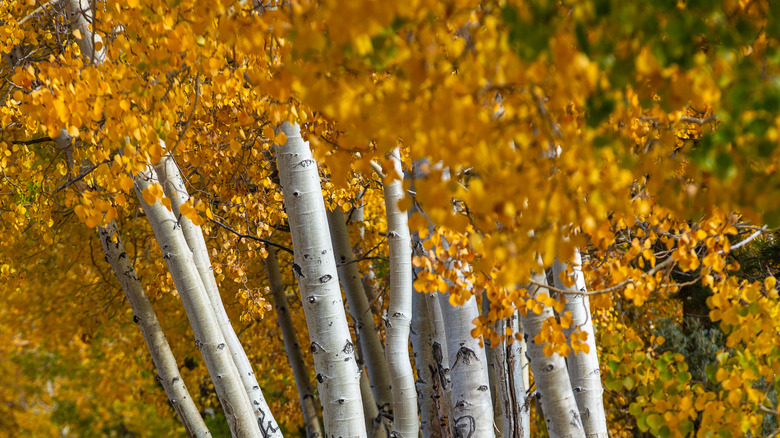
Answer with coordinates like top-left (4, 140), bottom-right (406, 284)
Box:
top-left (1, 0), bottom-right (779, 437)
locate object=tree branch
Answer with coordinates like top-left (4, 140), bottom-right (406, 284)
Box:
top-left (209, 217), bottom-right (293, 255)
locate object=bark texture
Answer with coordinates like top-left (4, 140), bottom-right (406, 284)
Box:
top-left (553, 253), bottom-right (608, 438)
top-left (521, 272), bottom-right (585, 438)
top-left (493, 311), bottom-right (530, 438)
top-left (99, 222), bottom-right (210, 437)
top-left (438, 293), bottom-right (495, 438)
top-left (377, 149), bottom-right (417, 438)
top-left (135, 166), bottom-right (261, 438)
top-left (154, 153), bottom-right (281, 437)
top-left (411, 289), bottom-right (443, 438)
top-left (326, 208), bottom-right (392, 419)
top-left (265, 248), bottom-right (323, 438)
top-left (275, 122), bottom-right (366, 437)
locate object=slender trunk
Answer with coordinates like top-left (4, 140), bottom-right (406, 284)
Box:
top-left (275, 122), bottom-right (366, 437)
top-left (135, 166), bottom-right (261, 438)
top-left (438, 293), bottom-right (495, 438)
top-left (482, 294), bottom-right (504, 438)
top-left (411, 289), bottom-right (442, 438)
top-left (98, 222), bottom-right (210, 437)
top-left (265, 248), bottom-right (322, 438)
top-left (552, 252), bottom-right (608, 438)
top-left (154, 153), bottom-right (281, 437)
top-left (375, 149), bottom-right (417, 437)
top-left (426, 286), bottom-right (453, 436)
top-left (521, 272), bottom-right (584, 438)
top-left (360, 366), bottom-right (385, 438)
top-left (326, 208), bottom-right (393, 420)
top-left (493, 310), bottom-right (530, 438)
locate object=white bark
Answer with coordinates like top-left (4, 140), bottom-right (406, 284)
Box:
top-left (375, 149), bottom-right (417, 438)
top-left (154, 153), bottom-right (281, 437)
top-left (98, 222), bottom-right (210, 438)
top-left (438, 293), bottom-right (495, 438)
top-left (425, 284), bottom-right (453, 436)
top-left (275, 122), bottom-right (366, 437)
top-left (521, 272), bottom-right (584, 438)
top-left (552, 252), bottom-right (608, 438)
top-left (135, 166), bottom-right (261, 438)
top-left (326, 208), bottom-right (393, 419)
top-left (360, 366), bottom-right (385, 438)
top-left (482, 294), bottom-right (503, 438)
top-left (265, 248), bottom-right (322, 438)
top-left (64, 0), bottom-right (106, 64)
top-left (411, 288), bottom-right (442, 438)
top-left (492, 310), bottom-right (530, 438)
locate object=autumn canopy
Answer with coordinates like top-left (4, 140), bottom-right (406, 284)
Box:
top-left (1, 0), bottom-right (779, 437)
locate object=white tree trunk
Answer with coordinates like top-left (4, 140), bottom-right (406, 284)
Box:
top-left (521, 272), bottom-right (584, 438)
top-left (265, 248), bottom-right (323, 438)
top-left (438, 293), bottom-right (495, 438)
top-left (425, 285), bottom-right (453, 436)
top-left (411, 288), bottom-right (442, 438)
top-left (360, 366), bottom-right (386, 438)
top-left (154, 153), bottom-right (281, 437)
top-left (98, 222), bottom-right (210, 437)
top-left (482, 294), bottom-right (504, 438)
top-left (135, 166), bottom-right (261, 438)
top-left (375, 149), bottom-right (418, 438)
top-left (492, 310), bottom-right (530, 438)
top-left (275, 122), bottom-right (366, 437)
top-left (326, 208), bottom-right (393, 420)
top-left (553, 252), bottom-right (608, 438)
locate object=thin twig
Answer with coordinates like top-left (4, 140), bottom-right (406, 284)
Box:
top-left (722, 225), bottom-right (766, 253)
top-left (209, 217), bottom-right (293, 255)
top-left (169, 72), bottom-right (200, 156)
top-left (18, 0), bottom-right (58, 25)
top-left (54, 159), bottom-right (109, 193)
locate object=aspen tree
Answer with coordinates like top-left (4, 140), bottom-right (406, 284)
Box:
top-left (265, 248), bottom-right (323, 438)
top-left (326, 208), bottom-right (393, 420)
top-left (154, 154), bottom-right (281, 436)
top-left (553, 252), bottom-right (608, 438)
top-left (275, 121), bottom-right (366, 437)
top-left (135, 166), bottom-right (262, 438)
top-left (522, 272), bottom-right (584, 438)
top-left (372, 150), bottom-right (417, 437)
top-left (410, 289), bottom-right (443, 438)
top-left (98, 222), bottom-right (211, 437)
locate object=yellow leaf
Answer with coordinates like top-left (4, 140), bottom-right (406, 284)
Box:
top-left (73, 29), bottom-right (83, 40)
top-left (142, 187), bottom-right (157, 206)
top-left (275, 132), bottom-right (287, 145)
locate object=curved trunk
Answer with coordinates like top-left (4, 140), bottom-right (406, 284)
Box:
top-left (154, 153), bottom-right (281, 437)
top-left (326, 208), bottom-right (393, 420)
top-left (275, 122), bottom-right (366, 437)
top-left (376, 149), bottom-right (417, 437)
top-left (552, 253), bottom-right (608, 438)
top-left (521, 272), bottom-right (584, 438)
top-left (438, 293), bottom-right (495, 438)
top-left (135, 166), bottom-right (261, 438)
top-left (98, 222), bottom-right (210, 437)
top-left (265, 248), bottom-right (322, 438)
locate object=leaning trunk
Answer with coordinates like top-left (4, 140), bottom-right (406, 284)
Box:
top-left (553, 252), bottom-right (608, 438)
top-left (275, 121), bottom-right (366, 437)
top-left (135, 166), bottom-right (261, 438)
top-left (154, 153), bottom-right (281, 436)
top-left (265, 247), bottom-right (323, 438)
top-left (98, 222), bottom-right (210, 437)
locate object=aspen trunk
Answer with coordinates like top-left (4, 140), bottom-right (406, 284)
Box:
top-left (154, 153), bottom-right (281, 437)
top-left (493, 310), bottom-right (530, 438)
top-left (265, 248), bottom-right (323, 438)
top-left (135, 166), bottom-right (261, 438)
top-left (438, 293), bottom-right (495, 438)
top-left (521, 272), bottom-right (584, 438)
top-left (326, 208), bottom-right (393, 419)
top-left (411, 288), bottom-right (443, 438)
top-left (375, 149), bottom-right (418, 437)
top-left (482, 294), bottom-right (504, 438)
top-left (98, 222), bottom-right (210, 437)
top-left (360, 366), bottom-right (386, 438)
top-left (553, 252), bottom-right (608, 438)
top-left (275, 122), bottom-right (366, 437)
